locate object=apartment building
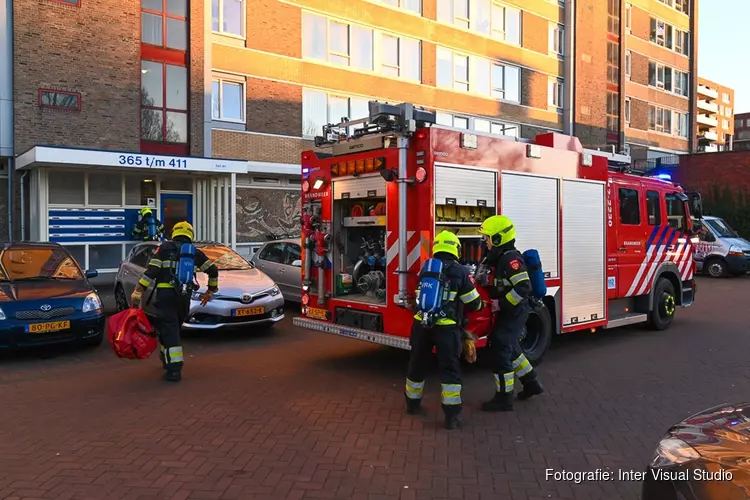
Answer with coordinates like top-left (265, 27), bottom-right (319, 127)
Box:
top-left (611, 0), bottom-right (698, 165)
top-left (734, 113), bottom-right (750, 152)
top-left (695, 77), bottom-right (734, 152)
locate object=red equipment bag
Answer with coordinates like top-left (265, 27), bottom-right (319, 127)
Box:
top-left (108, 308), bottom-right (158, 359)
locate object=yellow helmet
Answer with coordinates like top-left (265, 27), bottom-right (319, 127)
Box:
top-left (140, 207), bottom-right (152, 216)
top-left (478, 215), bottom-right (516, 248)
top-left (432, 230), bottom-right (462, 259)
top-left (171, 221), bottom-right (194, 241)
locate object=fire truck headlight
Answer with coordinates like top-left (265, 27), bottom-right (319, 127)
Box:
top-left (313, 177), bottom-right (325, 190)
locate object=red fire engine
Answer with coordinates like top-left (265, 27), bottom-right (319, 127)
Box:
top-left (293, 102), bottom-right (699, 363)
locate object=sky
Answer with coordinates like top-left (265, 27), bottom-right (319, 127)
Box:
top-left (698, 0), bottom-right (750, 113)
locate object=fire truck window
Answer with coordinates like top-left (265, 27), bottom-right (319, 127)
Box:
top-left (618, 188), bottom-right (641, 225)
top-left (665, 193), bottom-right (688, 233)
top-left (646, 190), bottom-right (661, 226)
top-left (258, 243), bottom-right (285, 264)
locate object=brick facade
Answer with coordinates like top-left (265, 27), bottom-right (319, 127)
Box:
top-left (245, 79), bottom-right (302, 137)
top-left (189, 0), bottom-right (206, 157)
top-left (629, 51), bottom-right (649, 87)
top-left (13, 0), bottom-right (141, 154)
top-left (213, 129), bottom-right (308, 164)
top-left (521, 12), bottom-right (549, 54)
top-left (629, 97), bottom-right (649, 131)
top-left (675, 152), bottom-right (750, 196)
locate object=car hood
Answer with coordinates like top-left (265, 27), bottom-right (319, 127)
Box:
top-left (666, 403), bottom-right (750, 468)
top-left (720, 237), bottom-right (750, 251)
top-left (0, 280), bottom-right (92, 303)
top-left (194, 268), bottom-right (276, 296)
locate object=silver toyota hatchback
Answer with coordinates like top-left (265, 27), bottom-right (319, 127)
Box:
top-left (114, 241), bottom-right (285, 330)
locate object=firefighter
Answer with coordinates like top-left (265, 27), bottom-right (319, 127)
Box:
top-left (405, 230), bottom-right (484, 430)
top-left (132, 207), bottom-right (165, 241)
top-left (477, 215), bottom-right (544, 411)
top-left (129, 221), bottom-right (219, 382)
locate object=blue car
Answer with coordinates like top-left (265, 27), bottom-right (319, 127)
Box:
top-left (0, 242), bottom-right (105, 349)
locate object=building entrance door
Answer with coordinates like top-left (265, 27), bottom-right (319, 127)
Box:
top-left (160, 193), bottom-right (193, 238)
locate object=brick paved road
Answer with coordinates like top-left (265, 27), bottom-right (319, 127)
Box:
top-left (0, 277), bottom-right (747, 500)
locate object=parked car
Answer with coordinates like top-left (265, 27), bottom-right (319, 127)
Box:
top-left (642, 402), bottom-right (750, 499)
top-left (249, 239), bottom-right (302, 302)
top-left (693, 216), bottom-right (750, 277)
top-left (114, 241), bottom-right (285, 330)
top-left (0, 242), bottom-right (104, 349)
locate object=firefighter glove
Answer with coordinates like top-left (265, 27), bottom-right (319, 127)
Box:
top-left (463, 338), bottom-right (477, 363)
top-left (130, 289), bottom-right (143, 308)
top-left (199, 290), bottom-right (214, 306)
top-left (491, 299), bottom-right (500, 313)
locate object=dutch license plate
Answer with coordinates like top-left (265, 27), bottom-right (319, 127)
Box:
top-left (306, 307), bottom-right (328, 320)
top-left (25, 320), bottom-right (71, 334)
top-left (233, 306), bottom-right (265, 317)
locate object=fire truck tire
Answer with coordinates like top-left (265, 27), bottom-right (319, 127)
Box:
top-left (704, 258), bottom-right (728, 278)
top-left (648, 278), bottom-right (676, 331)
top-left (520, 301), bottom-right (552, 366)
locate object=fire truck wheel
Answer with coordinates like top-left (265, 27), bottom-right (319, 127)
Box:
top-left (520, 301), bottom-right (552, 366)
top-left (705, 258), bottom-right (728, 278)
top-left (648, 278), bottom-right (676, 331)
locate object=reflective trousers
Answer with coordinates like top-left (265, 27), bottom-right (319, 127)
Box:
top-left (405, 322), bottom-right (463, 418)
top-left (489, 301), bottom-right (537, 393)
top-left (149, 288), bottom-right (188, 373)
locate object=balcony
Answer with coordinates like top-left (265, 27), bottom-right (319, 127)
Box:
top-left (697, 114), bottom-right (719, 128)
top-left (697, 100), bottom-right (718, 114)
top-left (698, 85), bottom-right (719, 100)
top-left (698, 130), bottom-right (718, 142)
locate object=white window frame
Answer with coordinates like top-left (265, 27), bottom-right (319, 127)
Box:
top-left (211, 76), bottom-right (246, 123)
top-left (213, 0), bottom-right (246, 38)
top-left (437, 112), bottom-right (519, 138)
top-left (376, 0), bottom-right (422, 15)
top-left (490, 2), bottom-right (521, 45)
top-left (302, 89), bottom-right (372, 138)
top-left (723, 92), bottom-right (731, 104)
top-left (548, 78), bottom-right (563, 109)
top-left (625, 97), bottom-right (631, 124)
top-left (723, 119), bottom-right (730, 129)
top-left (377, 33), bottom-right (422, 82)
top-left (549, 23), bottom-right (564, 55)
top-left (625, 4), bottom-right (632, 30)
top-left (625, 50), bottom-right (631, 77)
top-left (437, 0), bottom-right (470, 29)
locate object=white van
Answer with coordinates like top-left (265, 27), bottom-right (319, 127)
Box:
top-left (693, 216), bottom-right (750, 277)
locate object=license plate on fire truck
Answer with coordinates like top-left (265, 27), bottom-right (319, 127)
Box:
top-left (232, 307), bottom-right (265, 317)
top-left (305, 307), bottom-right (328, 320)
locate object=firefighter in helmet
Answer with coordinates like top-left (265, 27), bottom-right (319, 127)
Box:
top-left (130, 221), bottom-right (219, 382)
top-left (405, 230), bottom-right (484, 430)
top-left (477, 215), bottom-right (544, 411)
top-left (132, 207), bottom-right (165, 241)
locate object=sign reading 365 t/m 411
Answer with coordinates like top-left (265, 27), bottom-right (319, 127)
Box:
top-left (118, 155), bottom-right (188, 169)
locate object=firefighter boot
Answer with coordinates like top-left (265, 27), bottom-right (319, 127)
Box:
top-left (517, 374), bottom-right (544, 401)
top-left (405, 395), bottom-right (426, 415)
top-left (163, 362), bottom-right (182, 382)
top-left (443, 405), bottom-right (462, 430)
top-left (481, 392), bottom-right (514, 412)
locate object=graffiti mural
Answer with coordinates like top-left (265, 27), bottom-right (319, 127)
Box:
top-left (0, 178), bottom-right (7, 241)
top-left (235, 187), bottom-right (302, 242)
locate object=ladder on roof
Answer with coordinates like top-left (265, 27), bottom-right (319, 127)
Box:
top-left (313, 101), bottom-right (437, 148)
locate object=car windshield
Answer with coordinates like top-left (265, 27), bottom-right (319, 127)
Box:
top-left (0, 247), bottom-right (84, 282)
top-left (706, 219), bottom-right (737, 238)
top-left (199, 245), bottom-right (253, 271)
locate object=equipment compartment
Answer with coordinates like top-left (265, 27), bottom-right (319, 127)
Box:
top-left (331, 184), bottom-right (387, 305)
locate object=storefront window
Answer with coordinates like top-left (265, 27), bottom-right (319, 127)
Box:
top-left (88, 173), bottom-right (123, 205)
top-left (125, 176), bottom-right (157, 206)
top-left (89, 244), bottom-right (123, 270)
top-left (64, 245), bottom-right (87, 269)
top-left (48, 170), bottom-right (85, 205)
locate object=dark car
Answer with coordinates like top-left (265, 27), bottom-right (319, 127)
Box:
top-left (642, 402), bottom-right (750, 500)
top-left (0, 242), bottom-right (105, 349)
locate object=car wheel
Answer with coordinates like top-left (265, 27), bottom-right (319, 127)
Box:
top-left (705, 258), bottom-right (728, 278)
top-left (648, 278), bottom-right (676, 331)
top-left (519, 299), bottom-right (553, 366)
top-left (115, 284), bottom-right (129, 312)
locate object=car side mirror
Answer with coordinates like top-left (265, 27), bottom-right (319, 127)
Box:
top-left (291, 259), bottom-right (302, 267)
top-left (85, 270), bottom-right (98, 279)
top-left (705, 233), bottom-right (716, 242)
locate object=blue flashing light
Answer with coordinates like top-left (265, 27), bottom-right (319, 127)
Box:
top-left (656, 173), bottom-right (672, 181)
top-left (302, 168), bottom-right (310, 174)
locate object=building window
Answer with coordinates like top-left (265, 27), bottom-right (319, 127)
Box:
top-left (490, 63), bottom-right (520, 102)
top-left (437, 0), bottom-right (470, 29)
top-left (726, 108), bottom-right (733, 118)
top-left (378, 34), bottom-right (421, 81)
top-left (437, 47), bottom-right (467, 91)
top-left (624, 97), bottom-right (631, 124)
top-left (673, 70), bottom-right (688, 97)
top-left (723, 119), bottom-right (730, 129)
top-left (141, 60), bottom-right (188, 144)
top-left (648, 104), bottom-right (672, 134)
top-left (378, 0), bottom-right (421, 14)
top-left (49, 0), bottom-right (79, 5)
top-left (723, 92), bottom-right (731, 104)
top-left (549, 24), bottom-right (563, 55)
top-left (607, 0), bottom-right (619, 34)
top-left (302, 89), bottom-right (370, 138)
top-left (674, 30), bottom-right (689, 55)
top-left (675, 0), bottom-right (689, 15)
top-left (606, 92), bottom-right (619, 132)
top-left (675, 112), bottom-right (689, 138)
top-left (490, 3), bottom-right (521, 44)
top-left (548, 79), bottom-right (563, 108)
top-left (648, 62), bottom-right (671, 91)
top-left (437, 112), bottom-right (518, 137)
top-left (141, 0), bottom-right (187, 51)
top-left (650, 18), bottom-right (673, 48)
top-left (211, 77), bottom-right (245, 122)
top-left (607, 42), bottom-right (619, 84)
top-left (212, 0), bottom-right (245, 37)
top-left (437, 47), bottom-right (519, 102)
top-left (625, 4), bottom-right (632, 29)
top-left (625, 51), bottom-right (631, 77)
top-left (39, 89), bottom-right (81, 111)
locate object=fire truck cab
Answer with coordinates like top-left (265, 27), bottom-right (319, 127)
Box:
top-left (292, 102), bottom-right (698, 363)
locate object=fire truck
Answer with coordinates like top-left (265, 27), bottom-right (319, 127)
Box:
top-left (292, 102), bottom-right (699, 364)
